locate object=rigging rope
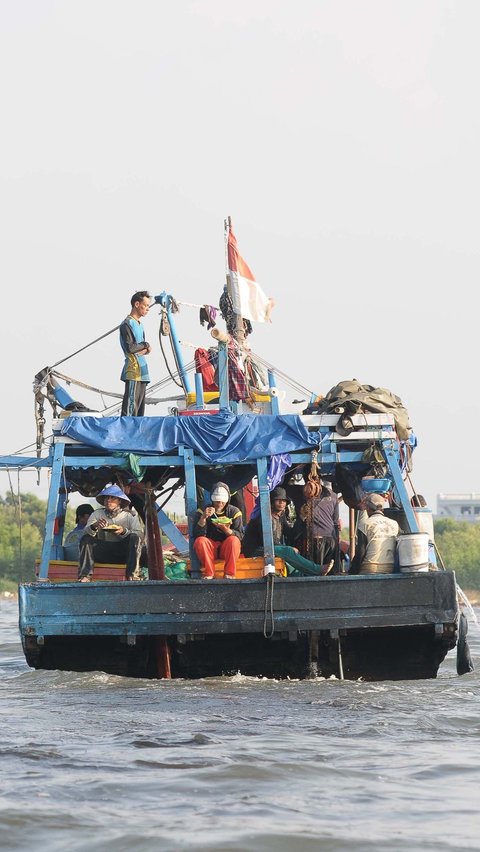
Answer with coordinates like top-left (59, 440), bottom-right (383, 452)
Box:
top-left (456, 584), bottom-right (479, 628)
top-left (249, 351), bottom-right (315, 398)
top-left (263, 573), bottom-right (275, 639)
top-left (17, 470), bottom-right (22, 571)
top-left (176, 300), bottom-right (220, 310)
top-left (35, 309), bottom-right (317, 424)
top-left (49, 325), bottom-right (120, 371)
top-left (158, 311), bottom-right (183, 389)
top-left (51, 371), bottom-right (123, 400)
top-left (50, 369), bottom-right (188, 409)
top-left (7, 470), bottom-right (17, 511)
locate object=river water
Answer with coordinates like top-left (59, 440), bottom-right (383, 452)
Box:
top-left (1, 599), bottom-right (479, 852)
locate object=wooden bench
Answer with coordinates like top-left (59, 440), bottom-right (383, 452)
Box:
top-left (35, 560), bottom-right (127, 582)
top-left (35, 556), bottom-right (287, 582)
top-left (213, 556), bottom-right (287, 579)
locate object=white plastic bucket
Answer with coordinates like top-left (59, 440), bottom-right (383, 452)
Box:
top-left (414, 507), bottom-right (434, 539)
top-left (397, 533), bottom-right (430, 573)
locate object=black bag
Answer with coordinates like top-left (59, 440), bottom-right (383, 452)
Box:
top-left (332, 465), bottom-right (364, 509)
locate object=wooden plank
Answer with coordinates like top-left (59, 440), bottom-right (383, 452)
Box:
top-left (19, 572), bottom-right (458, 637)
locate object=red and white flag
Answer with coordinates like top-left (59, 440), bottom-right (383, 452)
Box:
top-left (227, 225), bottom-right (274, 323)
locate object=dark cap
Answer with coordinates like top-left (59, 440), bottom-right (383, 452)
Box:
top-left (75, 503), bottom-right (94, 521)
top-left (270, 486), bottom-right (288, 502)
top-left (365, 493), bottom-right (384, 510)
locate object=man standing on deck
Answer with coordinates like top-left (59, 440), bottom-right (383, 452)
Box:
top-left (296, 476), bottom-right (340, 571)
top-left (120, 291), bottom-right (152, 416)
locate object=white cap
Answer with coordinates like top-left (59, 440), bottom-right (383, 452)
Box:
top-left (211, 486), bottom-right (229, 503)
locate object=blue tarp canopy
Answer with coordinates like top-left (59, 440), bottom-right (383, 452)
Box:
top-left (59, 412), bottom-right (321, 464)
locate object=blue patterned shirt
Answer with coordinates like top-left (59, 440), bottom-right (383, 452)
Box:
top-left (119, 315), bottom-right (150, 383)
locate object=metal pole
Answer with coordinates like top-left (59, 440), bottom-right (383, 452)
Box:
top-left (257, 456), bottom-right (275, 570)
top-left (268, 370), bottom-right (280, 415)
top-left (338, 634), bottom-right (344, 680)
top-left (38, 443), bottom-right (65, 578)
top-left (383, 443), bottom-right (419, 532)
top-left (349, 507), bottom-right (356, 559)
top-left (154, 291), bottom-right (192, 395)
top-left (194, 372), bottom-right (205, 409)
top-left (183, 447), bottom-right (200, 578)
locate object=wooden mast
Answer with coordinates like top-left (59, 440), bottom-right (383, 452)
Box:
top-left (144, 487), bottom-right (171, 679)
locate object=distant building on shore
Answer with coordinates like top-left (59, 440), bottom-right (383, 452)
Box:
top-left (436, 493), bottom-right (480, 523)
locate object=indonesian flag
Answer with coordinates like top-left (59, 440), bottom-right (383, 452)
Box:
top-left (227, 225), bottom-right (274, 323)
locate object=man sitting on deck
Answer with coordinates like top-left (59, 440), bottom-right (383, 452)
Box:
top-left (63, 503), bottom-right (94, 561)
top-left (242, 487), bottom-right (329, 576)
top-left (350, 493), bottom-right (399, 574)
top-left (78, 485), bottom-right (145, 582)
top-left (193, 482), bottom-right (243, 579)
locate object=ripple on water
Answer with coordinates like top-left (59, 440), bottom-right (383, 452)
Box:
top-left (1, 603), bottom-right (480, 851)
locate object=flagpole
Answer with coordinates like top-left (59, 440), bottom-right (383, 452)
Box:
top-left (224, 216), bottom-right (246, 350)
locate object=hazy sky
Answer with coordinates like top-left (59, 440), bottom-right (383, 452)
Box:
top-left (0, 1), bottom-right (478, 512)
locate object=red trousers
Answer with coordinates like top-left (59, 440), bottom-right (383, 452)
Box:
top-left (194, 535), bottom-right (240, 578)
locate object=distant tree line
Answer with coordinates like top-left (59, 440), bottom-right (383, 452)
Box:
top-left (0, 494), bottom-right (480, 588)
top-left (0, 493), bottom-right (75, 584)
top-left (434, 519), bottom-right (480, 590)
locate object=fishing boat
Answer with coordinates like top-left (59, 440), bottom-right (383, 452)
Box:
top-left (2, 219), bottom-right (473, 681)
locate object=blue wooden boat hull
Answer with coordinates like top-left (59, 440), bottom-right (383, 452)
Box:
top-left (19, 571), bottom-right (458, 680)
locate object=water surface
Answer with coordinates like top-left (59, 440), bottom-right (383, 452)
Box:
top-left (1, 599), bottom-right (479, 851)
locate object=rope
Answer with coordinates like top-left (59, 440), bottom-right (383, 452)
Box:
top-left (432, 544), bottom-right (478, 631)
top-left (301, 450), bottom-right (321, 558)
top-left (34, 387), bottom-right (46, 458)
top-left (158, 313), bottom-right (183, 389)
top-left (173, 340), bottom-right (313, 403)
top-left (55, 354), bottom-right (199, 417)
top-left (7, 437), bottom-right (53, 457)
top-left (263, 572), bottom-right (275, 638)
top-left (456, 584), bottom-right (479, 628)
top-left (433, 541), bottom-right (446, 571)
top-left (52, 370), bottom-right (187, 409)
top-left (406, 472), bottom-right (419, 504)
top-left (337, 633), bottom-right (344, 680)
top-left (49, 325), bottom-right (120, 370)
top-left (176, 300), bottom-right (220, 310)
top-left (7, 469), bottom-right (18, 511)
top-left (146, 358), bottom-right (197, 393)
top-left (51, 371), bottom-right (124, 400)
top-left (155, 479), bottom-right (184, 513)
top-left (17, 470), bottom-right (22, 571)
top-left (250, 351), bottom-right (315, 398)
